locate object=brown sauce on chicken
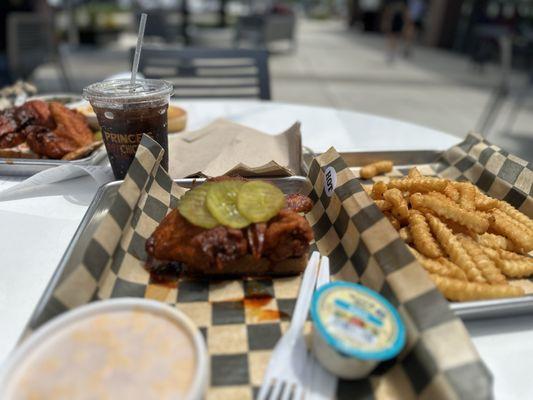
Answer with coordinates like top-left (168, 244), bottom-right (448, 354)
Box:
top-left (0, 100), bottom-right (93, 159)
top-left (145, 189), bottom-right (314, 277)
top-left (146, 195), bottom-right (313, 274)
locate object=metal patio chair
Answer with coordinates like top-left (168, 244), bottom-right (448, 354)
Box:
top-left (234, 13), bottom-right (297, 52)
top-left (7, 12), bottom-right (71, 91)
top-left (134, 46), bottom-right (271, 100)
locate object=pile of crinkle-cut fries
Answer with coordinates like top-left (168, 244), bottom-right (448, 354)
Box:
top-left (361, 160), bottom-right (533, 302)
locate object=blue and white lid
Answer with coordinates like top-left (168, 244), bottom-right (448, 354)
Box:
top-left (311, 282), bottom-right (406, 361)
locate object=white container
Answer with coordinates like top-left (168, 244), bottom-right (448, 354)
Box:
top-left (0, 298), bottom-right (208, 400)
top-left (310, 282), bottom-right (406, 380)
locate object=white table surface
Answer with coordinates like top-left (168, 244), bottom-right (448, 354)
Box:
top-left (0, 100), bottom-right (531, 399)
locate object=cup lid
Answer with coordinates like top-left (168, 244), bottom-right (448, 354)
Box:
top-left (311, 282), bottom-right (406, 361)
top-left (83, 79), bottom-right (173, 106)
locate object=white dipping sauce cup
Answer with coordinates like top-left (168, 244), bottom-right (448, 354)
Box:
top-left (0, 298), bottom-right (208, 400)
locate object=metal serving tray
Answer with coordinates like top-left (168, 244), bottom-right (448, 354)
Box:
top-left (303, 149), bottom-right (533, 321)
top-left (26, 176), bottom-right (312, 330)
top-left (0, 147), bottom-right (107, 176)
top-left (27, 156), bottom-right (533, 323)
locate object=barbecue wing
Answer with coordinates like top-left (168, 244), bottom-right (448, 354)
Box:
top-left (0, 100), bottom-right (94, 159)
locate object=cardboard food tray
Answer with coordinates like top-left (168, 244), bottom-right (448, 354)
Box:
top-left (21, 134), bottom-right (494, 400)
top-left (0, 146), bottom-right (107, 176)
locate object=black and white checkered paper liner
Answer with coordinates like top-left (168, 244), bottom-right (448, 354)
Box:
top-left (436, 133), bottom-right (532, 213)
top-left (306, 142), bottom-right (492, 400)
top-left (30, 133), bottom-right (531, 400)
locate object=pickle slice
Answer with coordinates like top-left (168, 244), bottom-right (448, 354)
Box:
top-left (177, 183), bottom-right (219, 229)
top-left (237, 181), bottom-right (285, 223)
top-left (206, 180), bottom-right (250, 228)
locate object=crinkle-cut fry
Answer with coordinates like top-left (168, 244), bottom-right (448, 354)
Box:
top-left (439, 216), bottom-right (475, 236)
top-left (456, 182), bottom-right (476, 211)
top-left (409, 210), bottom-right (443, 258)
top-left (383, 188), bottom-right (409, 222)
top-left (416, 206), bottom-right (435, 216)
top-left (479, 245), bottom-right (500, 261)
top-left (427, 191), bottom-right (456, 204)
top-left (490, 209), bottom-right (533, 252)
top-left (384, 211), bottom-right (401, 230)
top-left (478, 245), bottom-right (533, 278)
top-left (408, 167), bottom-right (422, 179)
top-left (411, 250), bottom-right (456, 279)
top-left (371, 181), bottom-right (388, 200)
top-left (497, 257), bottom-right (533, 278)
top-left (496, 200), bottom-right (533, 233)
top-left (428, 192), bottom-right (488, 223)
top-left (437, 257), bottom-right (469, 281)
top-left (458, 235), bottom-right (507, 284)
top-left (426, 214), bottom-right (486, 283)
top-left (410, 248), bottom-right (467, 280)
top-left (444, 183), bottom-right (460, 202)
top-left (497, 248), bottom-right (528, 260)
top-left (476, 233), bottom-right (513, 251)
top-left (375, 199), bottom-right (393, 212)
top-left (474, 188), bottom-right (498, 212)
top-left (360, 160), bottom-right (393, 179)
top-left (388, 177), bottom-right (448, 193)
top-left (429, 274), bottom-right (524, 301)
top-left (399, 227), bottom-right (413, 243)
top-left (411, 193), bottom-right (489, 234)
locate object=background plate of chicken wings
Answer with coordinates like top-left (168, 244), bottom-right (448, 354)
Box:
top-left (0, 97), bottom-right (105, 176)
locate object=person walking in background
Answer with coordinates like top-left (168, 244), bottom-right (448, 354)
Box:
top-left (360, 0), bottom-right (382, 32)
top-left (404, 0), bottom-right (426, 58)
top-left (382, 0), bottom-right (408, 63)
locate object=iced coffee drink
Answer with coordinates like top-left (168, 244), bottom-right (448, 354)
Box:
top-left (84, 79), bottom-right (173, 179)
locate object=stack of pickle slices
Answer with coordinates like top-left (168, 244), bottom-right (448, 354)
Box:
top-left (178, 180), bottom-right (285, 229)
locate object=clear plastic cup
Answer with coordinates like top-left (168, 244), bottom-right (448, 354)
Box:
top-left (83, 79), bottom-right (173, 179)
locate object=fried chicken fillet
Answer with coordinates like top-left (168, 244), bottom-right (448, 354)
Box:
top-left (145, 192), bottom-right (314, 276)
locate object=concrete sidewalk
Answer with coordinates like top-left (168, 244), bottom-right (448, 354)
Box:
top-left (269, 19), bottom-right (532, 160)
top-left (34, 18), bottom-right (533, 160)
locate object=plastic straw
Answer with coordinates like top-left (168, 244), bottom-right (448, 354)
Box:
top-left (130, 13), bottom-right (147, 91)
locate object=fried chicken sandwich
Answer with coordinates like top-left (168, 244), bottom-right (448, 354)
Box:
top-left (146, 177), bottom-right (314, 276)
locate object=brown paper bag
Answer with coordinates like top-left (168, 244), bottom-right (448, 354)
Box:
top-left (168, 119), bottom-right (302, 178)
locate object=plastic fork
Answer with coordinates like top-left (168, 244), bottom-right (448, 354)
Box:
top-left (305, 257), bottom-right (337, 400)
top-left (257, 251), bottom-right (321, 400)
